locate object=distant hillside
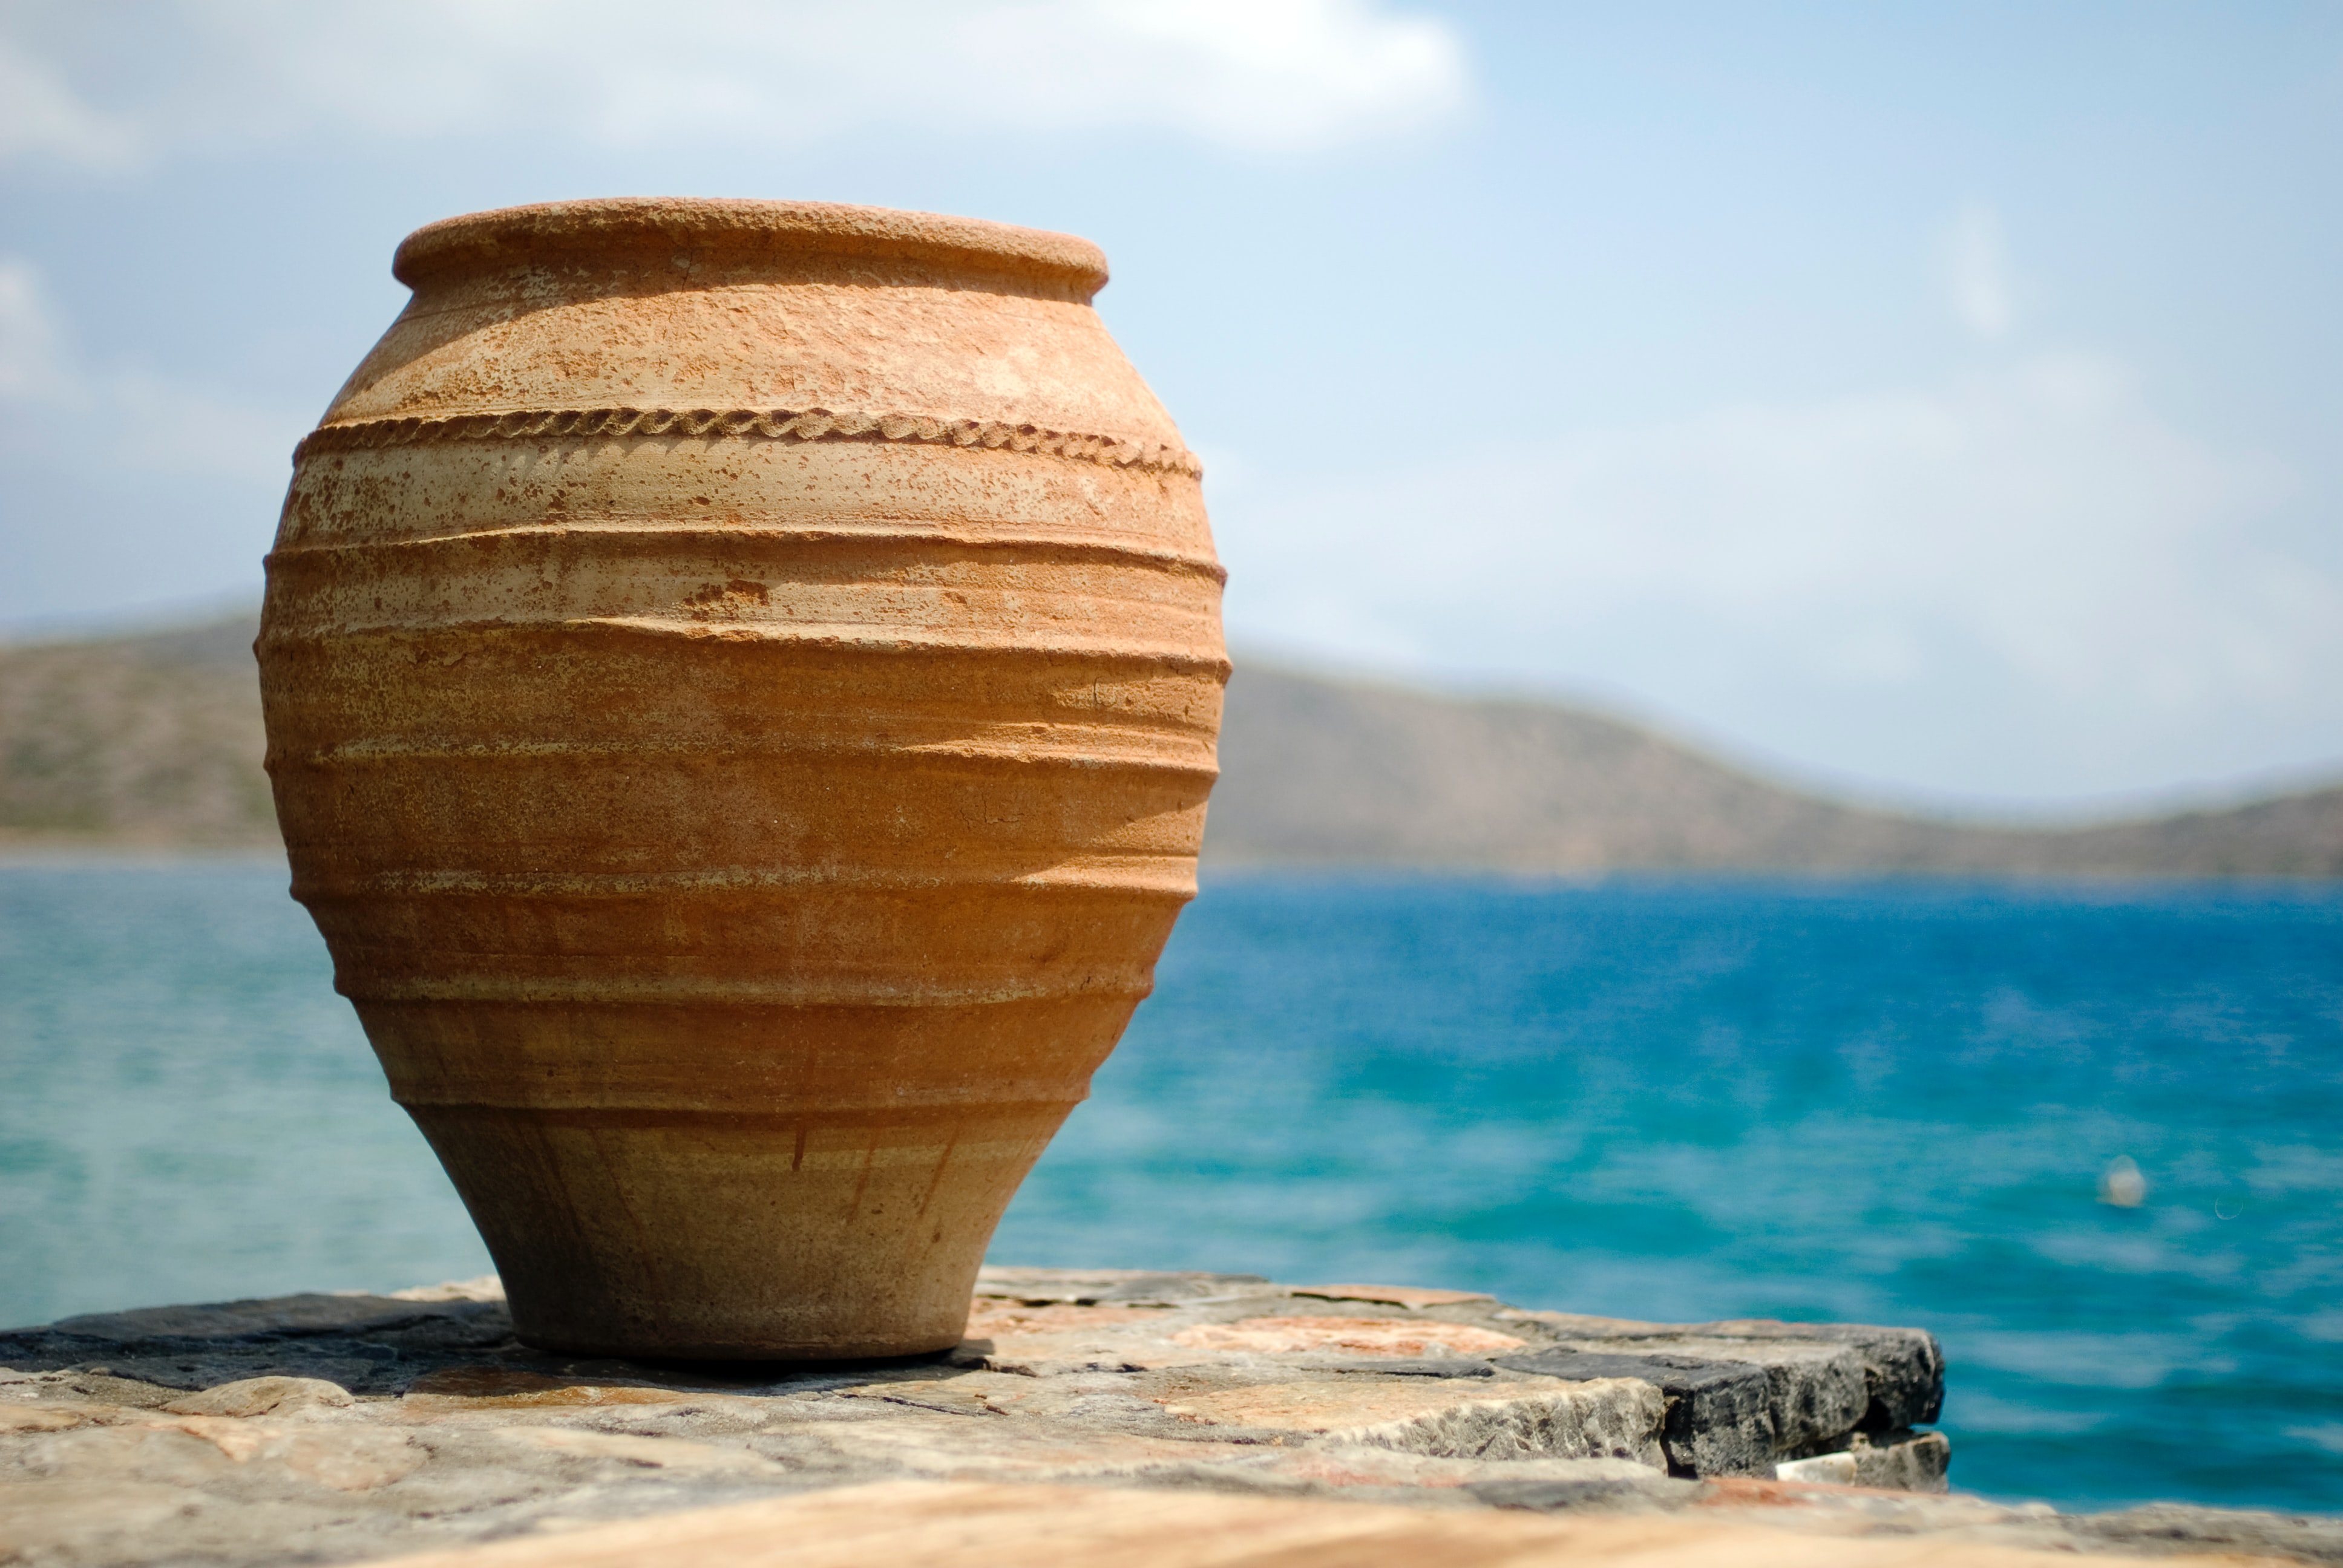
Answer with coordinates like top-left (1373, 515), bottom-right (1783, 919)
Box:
top-left (1209, 666), bottom-right (2343, 877)
top-left (0, 616), bottom-right (273, 845)
top-left (4, 613), bottom-right (2338, 875)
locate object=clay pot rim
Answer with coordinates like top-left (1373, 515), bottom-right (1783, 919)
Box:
top-left (392, 197), bottom-right (1110, 299)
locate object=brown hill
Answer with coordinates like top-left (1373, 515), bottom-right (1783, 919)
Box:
top-left (1207, 665), bottom-right (2343, 876)
top-left (4, 614), bottom-right (2337, 875)
top-left (0, 615), bottom-right (274, 845)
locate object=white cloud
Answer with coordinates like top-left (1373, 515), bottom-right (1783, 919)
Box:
top-left (0, 0), bottom-right (1470, 168)
top-left (0, 255), bottom-right (298, 485)
top-left (1220, 351), bottom-right (2342, 800)
top-left (1944, 203), bottom-right (2015, 339)
top-left (0, 36), bottom-right (139, 169)
top-left (102, 368), bottom-right (301, 484)
top-left (0, 255), bottom-right (79, 399)
top-left (1093, 0), bottom-right (1467, 149)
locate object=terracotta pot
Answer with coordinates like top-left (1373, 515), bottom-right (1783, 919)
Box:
top-left (257, 199), bottom-right (1224, 1359)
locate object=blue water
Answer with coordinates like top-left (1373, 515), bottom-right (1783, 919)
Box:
top-left (3, 863), bottom-right (2339, 1513)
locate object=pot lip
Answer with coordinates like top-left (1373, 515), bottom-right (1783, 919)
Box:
top-left (392, 197), bottom-right (1110, 299)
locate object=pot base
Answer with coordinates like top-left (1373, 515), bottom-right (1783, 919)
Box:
top-left (409, 1101), bottom-right (1070, 1361)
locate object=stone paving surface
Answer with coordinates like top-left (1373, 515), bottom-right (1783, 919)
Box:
top-left (0, 1268), bottom-right (2335, 1567)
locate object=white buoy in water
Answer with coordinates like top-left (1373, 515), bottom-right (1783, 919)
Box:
top-left (2099, 1155), bottom-right (2148, 1207)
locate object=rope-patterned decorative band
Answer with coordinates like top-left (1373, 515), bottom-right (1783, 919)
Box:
top-left (295, 407), bottom-right (1201, 477)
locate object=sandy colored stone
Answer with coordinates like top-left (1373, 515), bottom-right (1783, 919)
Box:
top-left (1260, 1446), bottom-right (1682, 1498)
top-left (956, 1301), bottom-right (1212, 1373)
top-left (474, 1427), bottom-right (781, 1477)
top-left (964, 1301), bottom-right (1171, 1337)
top-left (257, 198), bottom-right (1226, 1362)
top-left (0, 1478), bottom-right (249, 1564)
top-left (399, 1367), bottom-right (723, 1412)
top-left (133, 1413), bottom-right (422, 1489)
top-left (1171, 1315), bottom-right (1526, 1357)
top-left (1156, 1376), bottom-right (1663, 1466)
top-left (265, 1427), bottom-right (425, 1492)
top-left (15, 1422), bottom-right (241, 1488)
top-left (805, 1413), bottom-right (1267, 1483)
top-left (337, 1480), bottom-right (2299, 1568)
top-left (145, 1414), bottom-right (284, 1462)
top-left (973, 1267), bottom-right (1276, 1307)
top-left (1291, 1284), bottom-right (1498, 1309)
top-left (1147, 1376), bottom-right (1543, 1433)
top-left (1334, 1381), bottom-right (1663, 1469)
top-left (0, 1403), bottom-right (91, 1432)
top-left (161, 1375), bottom-right (353, 1417)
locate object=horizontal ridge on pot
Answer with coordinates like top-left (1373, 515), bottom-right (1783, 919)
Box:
top-left (258, 198), bottom-right (1225, 1360)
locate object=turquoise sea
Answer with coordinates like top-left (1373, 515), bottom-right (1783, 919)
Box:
top-left (3, 861), bottom-right (2339, 1514)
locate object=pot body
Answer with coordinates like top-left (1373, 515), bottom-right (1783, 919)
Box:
top-left (257, 200), bottom-right (1224, 1359)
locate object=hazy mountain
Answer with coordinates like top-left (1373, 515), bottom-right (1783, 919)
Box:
top-left (1210, 665), bottom-right (2343, 877)
top-left (4, 613), bottom-right (2338, 876)
top-left (0, 616), bottom-right (273, 845)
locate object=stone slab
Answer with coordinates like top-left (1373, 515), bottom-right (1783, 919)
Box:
top-left (2, 1272), bottom-right (2335, 1568)
top-left (1499, 1308), bottom-right (1945, 1430)
top-left (1496, 1349), bottom-right (1778, 1476)
top-left (1152, 1375), bottom-right (1665, 1465)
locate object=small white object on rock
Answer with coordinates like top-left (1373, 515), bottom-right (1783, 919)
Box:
top-left (387, 1276), bottom-right (507, 1302)
top-left (2099, 1157), bottom-right (2148, 1208)
top-left (1777, 1451), bottom-right (1858, 1484)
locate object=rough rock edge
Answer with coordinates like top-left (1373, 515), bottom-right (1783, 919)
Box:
top-left (2, 1275), bottom-right (2336, 1568)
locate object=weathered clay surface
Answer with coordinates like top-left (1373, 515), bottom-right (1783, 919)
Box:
top-left (255, 199), bottom-right (1227, 1360)
top-left (6, 1270), bottom-right (2335, 1567)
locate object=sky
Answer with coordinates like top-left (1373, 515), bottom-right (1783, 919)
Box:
top-left (2, 1), bottom-right (2339, 812)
